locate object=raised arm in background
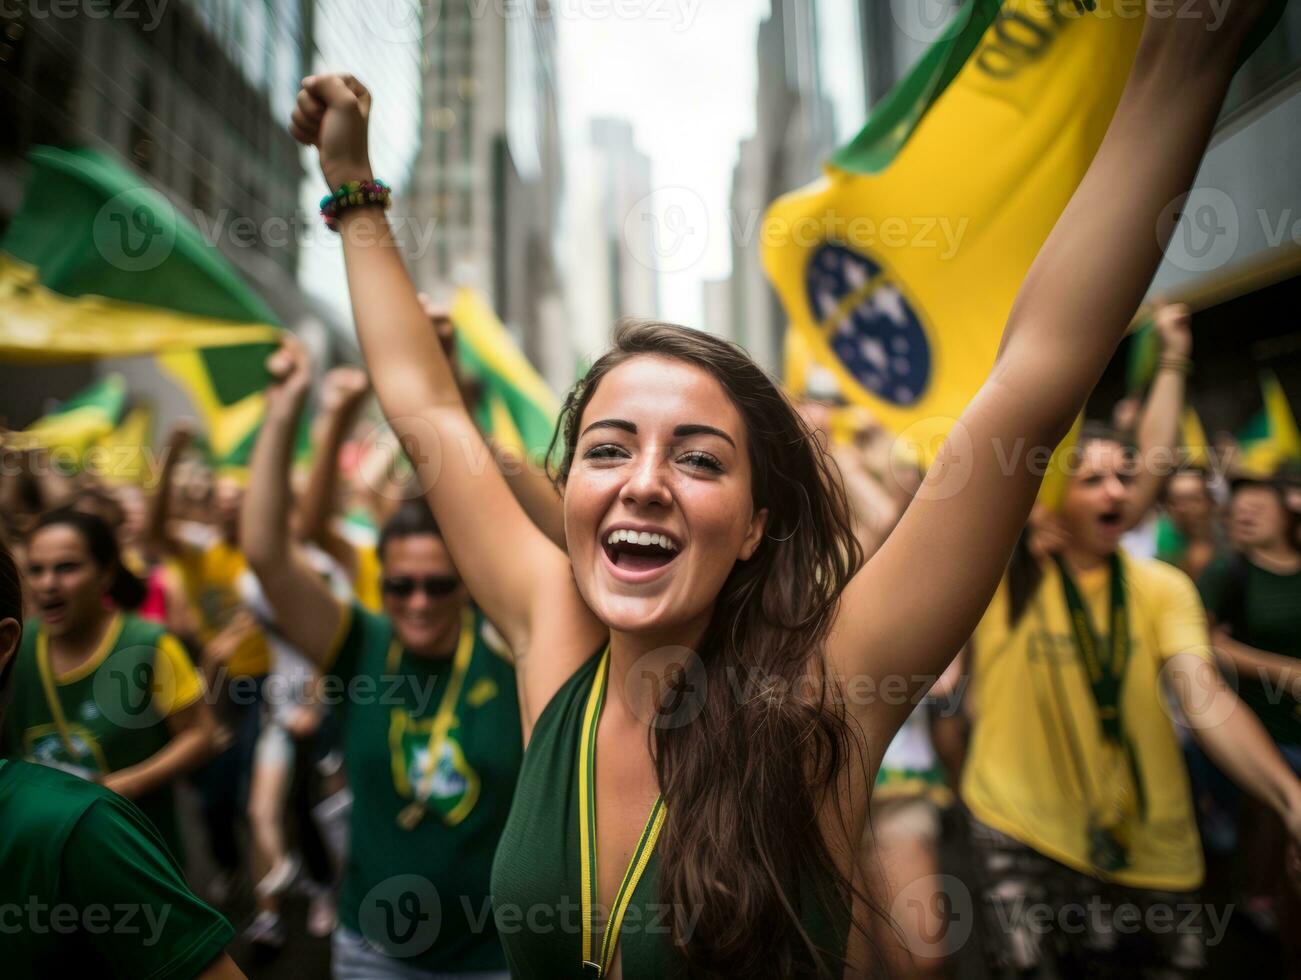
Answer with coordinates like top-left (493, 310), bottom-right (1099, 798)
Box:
top-left (1126, 301), bottom-right (1193, 527)
top-left (239, 336), bottom-right (344, 666)
top-left (143, 422), bottom-right (195, 560)
top-left (296, 365), bottom-right (372, 582)
top-left (289, 77), bottom-right (603, 729)
top-left (830, 0), bottom-right (1272, 751)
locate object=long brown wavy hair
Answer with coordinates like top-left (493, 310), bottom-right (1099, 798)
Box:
top-left (550, 320), bottom-right (874, 978)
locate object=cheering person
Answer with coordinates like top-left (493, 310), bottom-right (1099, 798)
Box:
top-left (289, 2), bottom-right (1278, 976)
top-left (963, 425), bottom-right (1301, 975)
top-left (3, 509), bottom-right (219, 863)
top-left (240, 335), bottom-right (522, 979)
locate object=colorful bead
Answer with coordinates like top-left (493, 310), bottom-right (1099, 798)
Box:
top-left (319, 179), bottom-right (391, 231)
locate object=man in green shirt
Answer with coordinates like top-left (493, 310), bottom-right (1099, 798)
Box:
top-left (241, 336), bottom-right (522, 978)
top-left (0, 540), bottom-right (242, 978)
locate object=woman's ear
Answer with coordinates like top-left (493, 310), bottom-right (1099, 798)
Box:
top-left (739, 508), bottom-right (769, 561)
top-left (0, 617), bottom-right (20, 668)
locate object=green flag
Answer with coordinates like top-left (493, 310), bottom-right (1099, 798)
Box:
top-left (0, 145), bottom-right (281, 469)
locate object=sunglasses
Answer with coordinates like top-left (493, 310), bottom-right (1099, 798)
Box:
top-left (381, 575), bottom-right (461, 599)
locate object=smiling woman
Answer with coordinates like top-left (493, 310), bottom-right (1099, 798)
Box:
top-left (287, 1), bottom-right (1277, 974)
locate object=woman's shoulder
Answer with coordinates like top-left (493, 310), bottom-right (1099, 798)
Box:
top-left (523, 641), bottom-right (607, 748)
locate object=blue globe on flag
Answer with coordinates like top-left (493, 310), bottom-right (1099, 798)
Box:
top-left (804, 243), bottom-right (931, 407)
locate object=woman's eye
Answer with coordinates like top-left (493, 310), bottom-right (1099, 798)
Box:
top-left (583, 444), bottom-right (630, 461)
top-left (679, 450), bottom-right (723, 472)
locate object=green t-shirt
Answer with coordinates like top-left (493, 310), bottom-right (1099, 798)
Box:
top-left (0, 758), bottom-right (233, 978)
top-left (2, 613), bottom-right (205, 860)
top-left (327, 600), bottom-right (522, 971)
top-left (1198, 555), bottom-right (1301, 744)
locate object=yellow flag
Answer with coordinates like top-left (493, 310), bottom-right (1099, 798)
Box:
top-left (762, 0), bottom-right (1145, 460)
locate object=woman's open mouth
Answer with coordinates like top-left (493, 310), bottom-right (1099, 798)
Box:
top-left (601, 528), bottom-right (681, 581)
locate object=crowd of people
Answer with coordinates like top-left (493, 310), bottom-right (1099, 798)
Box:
top-left (1, 2), bottom-right (1299, 978)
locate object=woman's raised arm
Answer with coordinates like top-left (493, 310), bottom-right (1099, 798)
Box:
top-left (289, 74), bottom-right (582, 660)
top-left (829, 0), bottom-right (1271, 744)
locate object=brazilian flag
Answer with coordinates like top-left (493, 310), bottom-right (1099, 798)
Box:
top-left (763, 0), bottom-right (1288, 462)
top-left (451, 287), bottom-right (559, 460)
top-left (0, 146), bottom-right (280, 469)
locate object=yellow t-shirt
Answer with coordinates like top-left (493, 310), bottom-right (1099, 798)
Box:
top-left (962, 550), bottom-right (1211, 891)
top-left (173, 539), bottom-right (271, 678)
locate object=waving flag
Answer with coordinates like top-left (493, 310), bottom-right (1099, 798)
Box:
top-left (7, 374), bottom-right (127, 461)
top-left (450, 287), bottom-right (559, 460)
top-left (1238, 372), bottom-right (1301, 476)
top-left (762, 0), bottom-right (1147, 458)
top-left (0, 146), bottom-right (280, 469)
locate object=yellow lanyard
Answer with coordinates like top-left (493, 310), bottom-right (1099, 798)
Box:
top-left (34, 614), bottom-right (122, 758)
top-left (392, 606), bottom-right (475, 830)
top-left (578, 648), bottom-right (666, 978)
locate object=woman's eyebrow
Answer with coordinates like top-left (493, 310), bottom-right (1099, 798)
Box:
top-left (580, 418), bottom-right (637, 438)
top-left (674, 424), bottom-right (735, 448)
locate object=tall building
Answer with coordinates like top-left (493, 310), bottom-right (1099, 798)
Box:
top-left (301, 0), bottom-right (424, 338)
top-left (409, 0), bottom-right (567, 387)
top-left (724, 0), bottom-right (839, 370)
top-left (0, 0), bottom-right (316, 424)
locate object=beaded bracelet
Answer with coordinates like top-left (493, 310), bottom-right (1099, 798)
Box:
top-left (319, 179), bottom-right (391, 231)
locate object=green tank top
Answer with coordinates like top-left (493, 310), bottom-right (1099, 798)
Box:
top-left (490, 649), bottom-right (849, 979)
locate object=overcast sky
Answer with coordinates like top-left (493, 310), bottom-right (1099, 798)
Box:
top-left (555, 0), bottom-right (772, 327)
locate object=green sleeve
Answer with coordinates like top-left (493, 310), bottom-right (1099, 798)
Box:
top-left (62, 796), bottom-right (234, 980)
top-left (322, 599), bottom-right (388, 684)
top-left (1196, 555), bottom-right (1230, 617)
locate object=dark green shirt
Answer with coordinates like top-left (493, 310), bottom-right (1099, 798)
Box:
top-left (0, 758), bottom-right (232, 978)
top-left (327, 600), bottom-right (522, 971)
top-left (490, 649), bottom-right (849, 979)
top-left (1198, 555), bottom-right (1301, 744)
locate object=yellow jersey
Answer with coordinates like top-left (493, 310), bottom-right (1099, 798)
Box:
top-left (962, 550), bottom-right (1211, 891)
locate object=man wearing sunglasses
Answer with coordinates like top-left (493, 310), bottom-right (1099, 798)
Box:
top-left (240, 336), bottom-right (521, 980)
